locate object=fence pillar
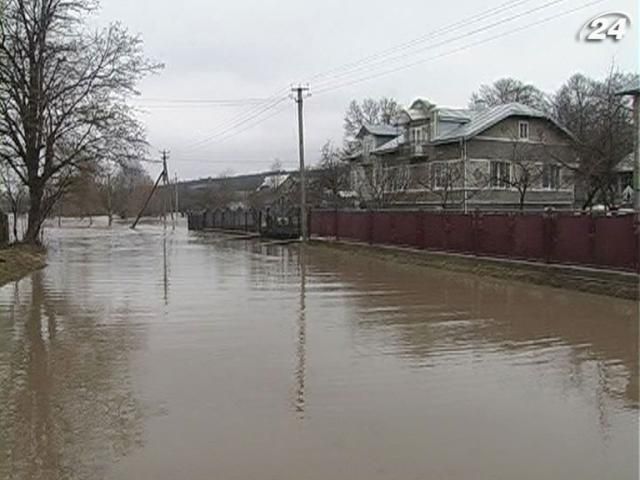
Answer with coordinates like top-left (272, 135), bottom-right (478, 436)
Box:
top-left (443, 214), bottom-right (451, 251)
top-left (508, 214), bottom-right (517, 257)
top-left (543, 211), bottom-right (556, 264)
top-left (588, 214), bottom-right (597, 266)
top-left (334, 209), bottom-right (339, 239)
top-left (472, 211), bottom-right (481, 256)
top-left (415, 211), bottom-right (425, 249)
top-left (368, 210), bottom-right (374, 244)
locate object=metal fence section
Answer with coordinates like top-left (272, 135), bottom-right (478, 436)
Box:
top-left (187, 208), bottom-right (301, 239)
top-left (310, 210), bottom-right (640, 273)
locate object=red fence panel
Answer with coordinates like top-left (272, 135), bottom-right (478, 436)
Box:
top-left (309, 210), bottom-right (638, 273)
top-left (593, 215), bottom-right (638, 271)
top-left (477, 214), bottom-right (514, 258)
top-left (422, 213), bottom-right (447, 250)
top-left (552, 215), bottom-right (593, 266)
top-left (337, 211), bottom-right (369, 242)
top-left (512, 215), bottom-right (546, 261)
top-left (392, 211), bottom-right (421, 247)
top-left (371, 211), bottom-right (394, 245)
top-left (446, 214), bottom-right (475, 254)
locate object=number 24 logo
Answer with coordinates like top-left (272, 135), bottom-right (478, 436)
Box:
top-left (580, 12), bottom-right (631, 42)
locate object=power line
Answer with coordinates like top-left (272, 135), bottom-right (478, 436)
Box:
top-left (133, 97), bottom-right (272, 105)
top-left (178, 0), bottom-right (535, 151)
top-left (179, 94), bottom-right (290, 152)
top-left (311, 0), bottom-right (570, 91)
top-left (301, 0), bottom-right (533, 85)
top-left (314, 0), bottom-right (605, 96)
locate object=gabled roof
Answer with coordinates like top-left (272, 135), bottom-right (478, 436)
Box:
top-left (432, 102), bottom-right (573, 143)
top-left (356, 123), bottom-right (401, 138)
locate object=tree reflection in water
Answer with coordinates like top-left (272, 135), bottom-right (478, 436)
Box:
top-left (0, 270), bottom-right (146, 480)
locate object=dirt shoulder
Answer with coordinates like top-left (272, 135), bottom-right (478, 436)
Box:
top-left (0, 245), bottom-right (47, 288)
top-left (310, 239), bottom-right (639, 301)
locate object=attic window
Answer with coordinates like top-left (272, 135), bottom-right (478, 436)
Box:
top-left (519, 121), bottom-right (529, 140)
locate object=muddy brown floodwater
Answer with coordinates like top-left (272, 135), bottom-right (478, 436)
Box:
top-left (0, 220), bottom-right (638, 480)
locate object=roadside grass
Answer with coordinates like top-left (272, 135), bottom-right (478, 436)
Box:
top-left (0, 244), bottom-right (47, 288)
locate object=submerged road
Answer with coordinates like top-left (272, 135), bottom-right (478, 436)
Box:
top-left (0, 219), bottom-right (638, 479)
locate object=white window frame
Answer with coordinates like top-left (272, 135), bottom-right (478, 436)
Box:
top-left (489, 160), bottom-right (511, 189)
top-left (542, 163), bottom-right (561, 190)
top-left (518, 121), bottom-right (530, 140)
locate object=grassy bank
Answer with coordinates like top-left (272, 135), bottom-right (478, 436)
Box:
top-left (0, 245), bottom-right (47, 288)
top-left (310, 239), bottom-right (639, 301)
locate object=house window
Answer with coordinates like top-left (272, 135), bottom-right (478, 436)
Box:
top-left (542, 164), bottom-right (561, 190)
top-left (519, 121), bottom-right (529, 140)
top-left (490, 161), bottom-right (511, 188)
top-left (431, 163), bottom-right (443, 189)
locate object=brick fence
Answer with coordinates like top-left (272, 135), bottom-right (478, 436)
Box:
top-left (310, 210), bottom-right (640, 273)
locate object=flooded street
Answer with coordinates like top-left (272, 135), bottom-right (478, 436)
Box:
top-left (0, 221), bottom-right (638, 480)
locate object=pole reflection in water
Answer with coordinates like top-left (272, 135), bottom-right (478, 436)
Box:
top-left (294, 244), bottom-right (307, 417)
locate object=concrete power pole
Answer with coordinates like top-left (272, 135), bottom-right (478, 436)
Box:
top-left (174, 173), bottom-right (180, 219)
top-left (292, 85), bottom-right (310, 241)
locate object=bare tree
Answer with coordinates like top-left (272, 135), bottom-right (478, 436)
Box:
top-left (469, 78), bottom-right (547, 111)
top-left (551, 69), bottom-right (636, 208)
top-left (317, 140), bottom-right (349, 207)
top-left (504, 149), bottom-right (544, 211)
top-left (356, 162), bottom-right (409, 208)
top-left (414, 161), bottom-right (465, 210)
top-left (0, 0), bottom-right (161, 243)
top-left (0, 163), bottom-right (26, 240)
top-left (344, 97), bottom-right (399, 153)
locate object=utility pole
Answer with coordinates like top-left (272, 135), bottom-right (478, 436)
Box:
top-left (132, 151), bottom-right (169, 230)
top-left (161, 150), bottom-right (174, 230)
top-left (292, 85), bottom-right (310, 241)
top-left (174, 173), bottom-right (180, 223)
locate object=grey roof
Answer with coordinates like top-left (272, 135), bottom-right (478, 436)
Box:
top-left (373, 134), bottom-right (405, 154)
top-left (616, 78), bottom-right (640, 96)
top-left (432, 102), bottom-right (573, 143)
top-left (615, 153), bottom-right (634, 172)
top-left (356, 123), bottom-right (401, 138)
top-left (435, 107), bottom-right (472, 122)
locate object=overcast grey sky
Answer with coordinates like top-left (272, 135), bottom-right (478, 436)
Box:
top-left (96, 0), bottom-right (637, 180)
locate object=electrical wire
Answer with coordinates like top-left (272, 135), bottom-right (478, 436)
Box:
top-left (313, 0), bottom-right (604, 96)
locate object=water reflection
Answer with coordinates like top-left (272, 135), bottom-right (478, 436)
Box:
top-left (0, 270), bottom-right (145, 479)
top-left (295, 246), bottom-right (307, 417)
top-left (302, 246), bottom-right (638, 410)
top-left (0, 223), bottom-right (637, 480)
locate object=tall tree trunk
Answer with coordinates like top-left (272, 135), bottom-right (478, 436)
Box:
top-left (25, 185), bottom-right (44, 244)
